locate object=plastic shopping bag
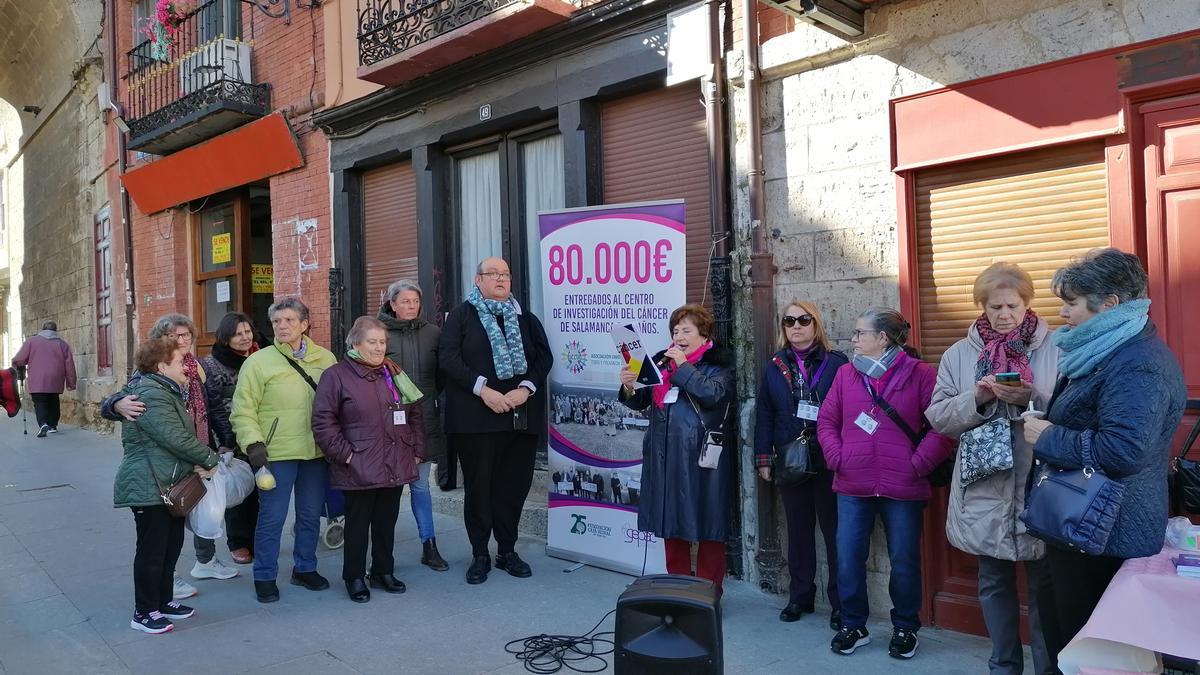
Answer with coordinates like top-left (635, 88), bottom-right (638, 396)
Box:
top-left (222, 457), bottom-right (255, 508)
top-left (186, 470), bottom-right (227, 539)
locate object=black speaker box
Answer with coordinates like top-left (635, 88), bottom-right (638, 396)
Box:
top-left (614, 574), bottom-right (723, 674)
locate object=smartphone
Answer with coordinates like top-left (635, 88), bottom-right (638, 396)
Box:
top-left (994, 372), bottom-right (1021, 384)
top-left (512, 405), bottom-right (528, 431)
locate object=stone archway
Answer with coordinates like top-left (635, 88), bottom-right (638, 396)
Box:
top-left (0, 0), bottom-right (122, 425)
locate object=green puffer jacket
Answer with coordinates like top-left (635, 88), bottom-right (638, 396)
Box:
top-left (113, 374), bottom-right (220, 508)
top-left (230, 337), bottom-right (337, 462)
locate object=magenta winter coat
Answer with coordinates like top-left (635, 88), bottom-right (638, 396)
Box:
top-left (12, 332), bottom-right (76, 394)
top-left (816, 351), bottom-right (955, 502)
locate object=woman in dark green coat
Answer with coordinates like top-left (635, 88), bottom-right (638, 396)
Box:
top-left (113, 337), bottom-right (219, 635)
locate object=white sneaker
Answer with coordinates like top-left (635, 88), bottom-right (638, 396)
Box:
top-left (191, 558), bottom-right (239, 580)
top-left (172, 576), bottom-right (198, 600)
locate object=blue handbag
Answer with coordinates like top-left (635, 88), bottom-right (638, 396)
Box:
top-left (1019, 434), bottom-right (1125, 556)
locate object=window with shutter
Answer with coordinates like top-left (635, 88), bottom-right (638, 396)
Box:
top-left (601, 84), bottom-right (712, 306)
top-left (363, 161), bottom-right (419, 308)
top-left (915, 143), bottom-right (1110, 363)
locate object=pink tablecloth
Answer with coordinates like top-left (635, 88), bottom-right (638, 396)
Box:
top-left (1059, 546), bottom-right (1200, 675)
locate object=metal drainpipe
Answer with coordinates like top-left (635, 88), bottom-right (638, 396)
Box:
top-left (107, 0), bottom-right (138, 377)
top-left (742, 0), bottom-right (783, 591)
top-left (705, 0), bottom-right (740, 578)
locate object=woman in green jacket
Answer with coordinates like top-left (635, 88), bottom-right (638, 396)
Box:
top-left (113, 337), bottom-right (219, 635)
top-left (230, 297), bottom-right (338, 603)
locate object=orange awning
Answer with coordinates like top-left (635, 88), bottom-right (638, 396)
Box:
top-left (121, 113), bottom-right (305, 214)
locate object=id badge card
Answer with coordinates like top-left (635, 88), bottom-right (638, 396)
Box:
top-left (854, 411), bottom-right (879, 435)
top-left (795, 402), bottom-right (820, 421)
top-left (663, 387), bottom-right (680, 404)
top-left (393, 409), bottom-right (407, 426)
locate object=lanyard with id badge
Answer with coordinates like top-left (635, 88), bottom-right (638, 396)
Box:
top-left (792, 354), bottom-right (830, 422)
top-left (856, 372), bottom-right (902, 436)
top-left (383, 372), bottom-right (407, 425)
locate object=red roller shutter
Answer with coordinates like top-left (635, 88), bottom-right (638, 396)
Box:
top-left (362, 161), bottom-right (419, 307)
top-left (601, 84), bottom-right (712, 305)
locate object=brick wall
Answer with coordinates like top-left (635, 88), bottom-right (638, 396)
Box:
top-left (119, 1), bottom-right (332, 347)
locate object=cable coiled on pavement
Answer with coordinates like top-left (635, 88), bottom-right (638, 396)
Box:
top-left (504, 609), bottom-right (617, 674)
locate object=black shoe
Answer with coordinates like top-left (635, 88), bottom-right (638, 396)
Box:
top-left (438, 483), bottom-right (457, 492)
top-left (421, 538), bottom-right (449, 571)
top-left (466, 555), bottom-right (491, 584)
top-left (255, 580), bottom-right (280, 603)
top-left (345, 578), bottom-right (370, 603)
top-left (368, 574), bottom-right (406, 594)
top-left (779, 602), bottom-right (814, 622)
top-left (290, 569), bottom-right (330, 591)
top-left (888, 627), bottom-right (919, 659)
top-left (495, 551), bottom-right (532, 578)
top-left (130, 611), bottom-right (173, 634)
top-left (37, 425), bottom-right (48, 438)
top-left (831, 625), bottom-right (870, 655)
top-left (158, 602), bottom-right (194, 619)
top-left (830, 609), bottom-right (843, 632)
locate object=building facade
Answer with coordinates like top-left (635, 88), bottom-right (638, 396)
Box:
top-left (113, 0), bottom-right (333, 353)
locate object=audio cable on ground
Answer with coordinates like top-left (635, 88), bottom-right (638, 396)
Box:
top-left (504, 608), bottom-right (618, 674)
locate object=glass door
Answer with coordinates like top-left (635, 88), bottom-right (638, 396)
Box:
top-left (192, 197), bottom-right (249, 350)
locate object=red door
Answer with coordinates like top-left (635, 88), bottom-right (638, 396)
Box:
top-left (1142, 95), bottom-right (1200, 401)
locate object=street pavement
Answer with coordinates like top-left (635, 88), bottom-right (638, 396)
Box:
top-left (0, 413), bottom-right (998, 674)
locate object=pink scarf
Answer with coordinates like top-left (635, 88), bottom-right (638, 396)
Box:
top-left (652, 341), bottom-right (713, 409)
top-left (183, 353), bottom-right (209, 444)
top-left (973, 310), bottom-right (1038, 384)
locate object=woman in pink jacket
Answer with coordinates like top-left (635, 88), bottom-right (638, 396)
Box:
top-left (817, 307), bottom-right (954, 661)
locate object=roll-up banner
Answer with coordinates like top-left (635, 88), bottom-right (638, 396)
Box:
top-left (539, 200), bottom-right (686, 576)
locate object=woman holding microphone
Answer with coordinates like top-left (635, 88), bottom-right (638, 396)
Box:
top-left (618, 304), bottom-right (734, 595)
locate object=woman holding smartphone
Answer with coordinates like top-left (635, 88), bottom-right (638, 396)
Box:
top-left (925, 263), bottom-right (1059, 675)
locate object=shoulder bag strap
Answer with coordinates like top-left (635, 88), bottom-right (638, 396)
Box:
top-left (866, 386), bottom-right (923, 447)
top-left (684, 391), bottom-right (730, 436)
top-left (282, 352), bottom-right (318, 391)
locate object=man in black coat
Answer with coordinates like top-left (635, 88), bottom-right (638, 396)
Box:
top-left (439, 257), bottom-right (553, 585)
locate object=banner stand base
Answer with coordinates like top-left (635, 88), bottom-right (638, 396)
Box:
top-left (546, 545), bottom-right (654, 578)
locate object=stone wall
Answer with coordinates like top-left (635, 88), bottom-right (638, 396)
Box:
top-left (730, 0), bottom-right (1200, 607)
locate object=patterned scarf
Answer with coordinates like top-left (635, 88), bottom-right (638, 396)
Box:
top-left (1054, 298), bottom-right (1150, 379)
top-left (973, 310), bottom-right (1039, 383)
top-left (183, 353), bottom-right (209, 444)
top-left (467, 286), bottom-right (528, 381)
top-left (653, 341), bottom-right (712, 409)
top-left (345, 349), bottom-right (425, 404)
top-left (852, 346), bottom-right (899, 380)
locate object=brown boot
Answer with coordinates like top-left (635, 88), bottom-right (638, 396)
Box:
top-left (421, 538), bottom-right (449, 571)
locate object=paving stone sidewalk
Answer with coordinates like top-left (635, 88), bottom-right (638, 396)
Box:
top-left (0, 415), bottom-right (996, 674)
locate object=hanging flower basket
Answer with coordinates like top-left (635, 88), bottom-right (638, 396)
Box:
top-left (139, 0), bottom-right (190, 61)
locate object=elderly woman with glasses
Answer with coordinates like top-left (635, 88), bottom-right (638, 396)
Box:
top-left (1021, 249), bottom-right (1185, 670)
top-left (817, 308), bottom-right (954, 660)
top-left (230, 298), bottom-right (338, 603)
top-left (754, 300), bottom-right (848, 627)
top-left (102, 314), bottom-right (241, 599)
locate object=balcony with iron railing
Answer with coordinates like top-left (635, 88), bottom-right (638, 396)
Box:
top-left (123, 0), bottom-right (271, 155)
top-left (356, 0), bottom-right (582, 86)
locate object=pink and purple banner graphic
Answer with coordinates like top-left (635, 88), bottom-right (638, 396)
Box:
top-left (540, 201), bottom-right (686, 575)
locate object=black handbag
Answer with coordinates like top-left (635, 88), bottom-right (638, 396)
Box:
top-left (1170, 405), bottom-right (1200, 515)
top-left (774, 433), bottom-right (816, 486)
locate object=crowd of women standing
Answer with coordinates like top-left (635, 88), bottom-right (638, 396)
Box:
top-left (634, 248), bottom-right (1185, 673)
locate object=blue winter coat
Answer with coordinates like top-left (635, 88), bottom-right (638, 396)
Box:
top-left (1034, 322), bottom-right (1186, 559)
top-left (754, 346), bottom-right (848, 470)
top-left (619, 346), bottom-right (735, 542)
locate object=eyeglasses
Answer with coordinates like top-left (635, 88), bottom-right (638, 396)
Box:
top-left (851, 329), bottom-right (882, 340)
top-left (781, 314), bottom-right (814, 328)
top-left (172, 331), bottom-right (194, 342)
top-left (480, 272), bottom-right (512, 281)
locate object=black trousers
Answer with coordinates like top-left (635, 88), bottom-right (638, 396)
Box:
top-left (342, 486), bottom-right (403, 581)
top-left (226, 489), bottom-right (260, 552)
top-left (31, 393), bottom-right (61, 429)
top-left (438, 444), bottom-right (458, 489)
top-left (454, 431), bottom-right (537, 556)
top-left (1037, 546), bottom-right (1124, 671)
top-left (780, 469), bottom-right (839, 608)
top-left (131, 505), bottom-right (185, 614)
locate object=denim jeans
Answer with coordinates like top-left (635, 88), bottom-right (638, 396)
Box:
top-left (253, 459), bottom-right (328, 582)
top-left (409, 461), bottom-right (435, 542)
top-left (836, 495), bottom-right (926, 631)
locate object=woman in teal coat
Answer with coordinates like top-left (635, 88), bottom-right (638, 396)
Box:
top-left (113, 337), bottom-right (219, 635)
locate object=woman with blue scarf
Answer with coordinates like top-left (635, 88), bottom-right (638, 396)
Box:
top-left (1022, 248), bottom-right (1185, 669)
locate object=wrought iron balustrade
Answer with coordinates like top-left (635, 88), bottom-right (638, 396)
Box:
top-left (357, 0), bottom-right (530, 67)
top-left (122, 0), bottom-right (269, 154)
